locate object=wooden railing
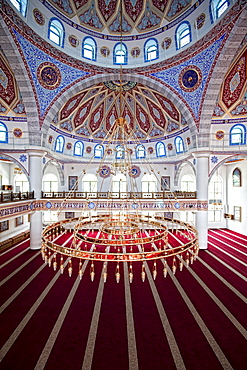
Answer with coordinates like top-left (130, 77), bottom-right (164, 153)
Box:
top-left (0, 230), bottom-right (30, 251)
top-left (0, 191), bottom-right (35, 203)
top-left (41, 191), bottom-right (197, 200)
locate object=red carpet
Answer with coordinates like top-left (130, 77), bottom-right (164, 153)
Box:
top-left (0, 229), bottom-right (247, 369)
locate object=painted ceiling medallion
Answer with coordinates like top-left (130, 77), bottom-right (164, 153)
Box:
top-left (215, 130), bottom-right (225, 140)
top-left (33, 8), bottom-right (45, 26)
top-left (37, 62), bottom-right (61, 90)
top-left (179, 65), bottom-right (202, 92)
top-left (13, 128), bottom-right (23, 138)
top-left (68, 35), bottom-right (79, 47)
top-left (161, 37), bottom-right (172, 49)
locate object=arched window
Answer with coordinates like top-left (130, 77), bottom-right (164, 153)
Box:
top-left (181, 174), bottom-right (195, 192)
top-left (54, 135), bottom-right (65, 153)
top-left (142, 174), bottom-right (157, 193)
top-left (82, 174), bottom-right (97, 192)
top-left (156, 142), bottom-right (166, 157)
top-left (112, 174), bottom-right (127, 193)
top-left (48, 18), bottom-right (65, 47)
top-left (0, 122), bottom-right (8, 143)
top-left (233, 168), bottom-right (241, 187)
top-left (82, 37), bottom-right (97, 61)
top-left (175, 137), bottom-right (184, 153)
top-left (136, 144), bottom-right (146, 159)
top-left (15, 174), bottom-right (29, 192)
top-left (113, 43), bottom-right (128, 65)
top-left (144, 38), bottom-right (158, 62)
top-left (74, 141), bottom-right (84, 156)
top-left (230, 124), bottom-right (246, 145)
top-left (116, 145), bottom-right (125, 159)
top-left (43, 173), bottom-right (58, 192)
top-left (208, 174), bottom-right (223, 222)
top-left (10, 0), bottom-right (27, 16)
top-left (216, 0), bottom-right (230, 17)
top-left (175, 22), bottom-right (191, 50)
top-left (94, 144), bottom-right (104, 158)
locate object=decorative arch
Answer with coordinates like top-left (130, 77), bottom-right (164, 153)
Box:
top-left (0, 153), bottom-right (30, 186)
top-left (209, 154), bottom-right (247, 183)
top-left (43, 73), bottom-right (197, 144)
top-left (42, 159), bottom-right (65, 186)
top-left (0, 18), bottom-right (40, 144)
top-left (174, 160), bottom-right (196, 186)
top-left (198, 6), bottom-right (247, 147)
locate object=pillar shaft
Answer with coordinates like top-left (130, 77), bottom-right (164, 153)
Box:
top-left (194, 152), bottom-right (210, 250)
top-left (28, 151), bottom-right (45, 250)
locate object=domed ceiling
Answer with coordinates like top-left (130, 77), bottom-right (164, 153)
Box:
top-left (52, 81), bottom-right (188, 141)
top-left (48, 0), bottom-right (191, 34)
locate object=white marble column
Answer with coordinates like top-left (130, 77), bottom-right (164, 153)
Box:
top-left (28, 151), bottom-right (45, 250)
top-left (194, 152), bottom-right (210, 250)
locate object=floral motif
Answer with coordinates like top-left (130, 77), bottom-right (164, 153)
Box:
top-left (106, 148), bottom-right (112, 155)
top-left (148, 147), bottom-right (154, 154)
top-left (33, 8), bottom-right (45, 26)
top-left (86, 146), bottom-right (92, 153)
top-left (68, 35), bottom-right (79, 47)
top-left (100, 46), bottom-right (110, 57)
top-left (129, 165), bottom-right (141, 178)
top-left (99, 165), bottom-right (111, 178)
top-left (161, 38), bottom-right (172, 50)
top-left (211, 156), bottom-right (218, 164)
top-left (167, 143), bottom-right (173, 151)
top-left (19, 154), bottom-right (27, 162)
top-left (215, 130), bottom-right (225, 140)
top-left (13, 128), bottom-right (23, 138)
top-left (195, 13), bottom-right (206, 29)
top-left (66, 142), bottom-right (72, 150)
top-left (186, 137), bottom-right (191, 145)
top-left (131, 47), bottom-right (141, 58)
top-left (48, 135), bottom-right (53, 144)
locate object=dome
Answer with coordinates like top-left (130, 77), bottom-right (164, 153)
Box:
top-left (52, 81), bottom-right (187, 141)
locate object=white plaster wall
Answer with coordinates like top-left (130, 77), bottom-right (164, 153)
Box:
top-left (225, 159), bottom-right (247, 235)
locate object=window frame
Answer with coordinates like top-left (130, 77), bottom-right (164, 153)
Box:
top-left (10, 0), bottom-right (27, 17)
top-left (54, 135), bottom-right (65, 153)
top-left (232, 167), bottom-right (241, 187)
top-left (94, 144), bottom-right (104, 159)
top-left (175, 136), bottom-right (184, 154)
top-left (82, 37), bottom-right (97, 61)
top-left (136, 144), bottom-right (146, 159)
top-left (0, 122), bottom-right (8, 143)
top-left (116, 145), bottom-right (125, 159)
top-left (74, 141), bottom-right (84, 157)
top-left (113, 43), bottom-right (128, 65)
top-left (229, 124), bottom-right (246, 146)
top-left (48, 18), bottom-right (65, 47)
top-left (156, 142), bottom-right (166, 157)
top-left (175, 21), bottom-right (191, 50)
top-left (144, 38), bottom-right (159, 62)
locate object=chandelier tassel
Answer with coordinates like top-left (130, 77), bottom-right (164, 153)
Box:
top-left (68, 260), bottom-right (73, 277)
top-left (129, 263), bottom-right (133, 283)
top-left (116, 263), bottom-right (120, 283)
top-left (141, 263), bottom-right (146, 282)
top-left (90, 262), bottom-right (95, 282)
top-left (53, 254), bottom-right (57, 271)
top-left (185, 252), bottom-right (190, 267)
top-left (60, 256), bottom-right (64, 274)
top-left (78, 260), bottom-right (83, 280)
top-left (163, 260), bottom-right (167, 278)
top-left (179, 255), bottom-right (183, 271)
top-left (172, 257), bottom-right (177, 275)
top-left (103, 262), bottom-right (107, 283)
top-left (153, 261), bottom-right (157, 280)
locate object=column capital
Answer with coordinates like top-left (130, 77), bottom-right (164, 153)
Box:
top-left (193, 151), bottom-right (211, 160)
top-left (26, 150), bottom-right (47, 158)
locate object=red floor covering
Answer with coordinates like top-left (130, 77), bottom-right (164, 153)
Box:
top-left (0, 229), bottom-right (247, 370)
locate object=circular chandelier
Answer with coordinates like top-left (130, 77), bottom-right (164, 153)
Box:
top-left (41, 0), bottom-right (199, 282)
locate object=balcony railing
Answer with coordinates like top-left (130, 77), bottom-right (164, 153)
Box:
top-left (41, 191), bottom-right (197, 200)
top-left (0, 191), bottom-right (35, 203)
